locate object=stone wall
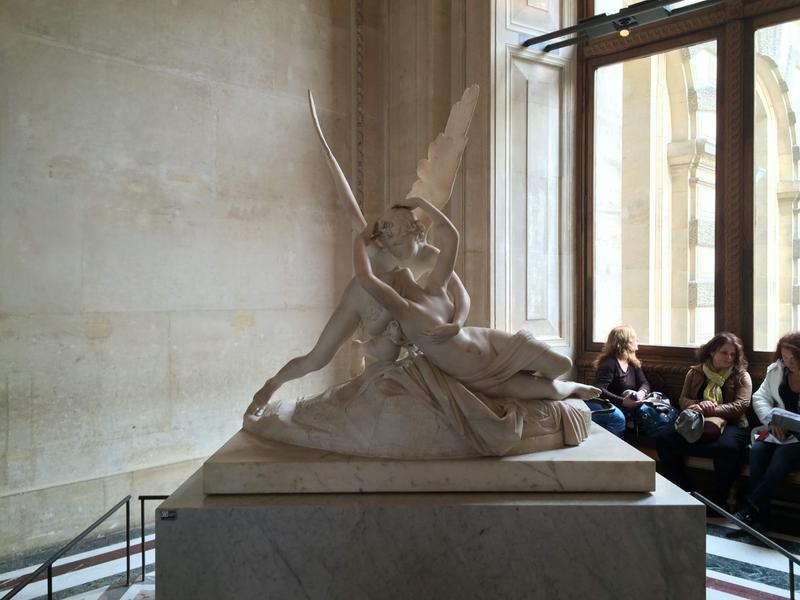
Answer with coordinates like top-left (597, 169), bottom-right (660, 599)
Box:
top-left (0, 0), bottom-right (353, 558)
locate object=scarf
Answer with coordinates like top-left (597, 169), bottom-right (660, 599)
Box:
top-left (702, 362), bottom-right (732, 405)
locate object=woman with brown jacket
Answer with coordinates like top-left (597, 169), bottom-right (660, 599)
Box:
top-left (656, 332), bottom-right (752, 510)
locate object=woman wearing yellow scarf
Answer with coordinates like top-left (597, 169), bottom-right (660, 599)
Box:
top-left (656, 332), bottom-right (752, 512)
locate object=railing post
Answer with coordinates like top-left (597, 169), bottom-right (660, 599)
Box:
top-left (140, 497), bottom-right (146, 583)
top-left (46, 565), bottom-right (52, 600)
top-left (790, 559), bottom-right (795, 600)
top-left (136, 494), bottom-right (168, 584)
top-left (125, 498), bottom-right (131, 586)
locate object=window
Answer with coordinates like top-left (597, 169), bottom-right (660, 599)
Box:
top-left (578, 3), bottom-right (800, 369)
top-left (752, 19), bottom-right (800, 351)
top-left (592, 41), bottom-right (717, 346)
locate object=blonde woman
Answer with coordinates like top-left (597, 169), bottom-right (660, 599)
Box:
top-left (590, 326), bottom-right (651, 437)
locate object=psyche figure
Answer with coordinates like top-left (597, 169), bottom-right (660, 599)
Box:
top-left (352, 196), bottom-right (601, 403)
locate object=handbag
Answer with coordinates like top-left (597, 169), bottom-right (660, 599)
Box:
top-left (700, 416), bottom-right (727, 442)
top-left (635, 392), bottom-right (679, 438)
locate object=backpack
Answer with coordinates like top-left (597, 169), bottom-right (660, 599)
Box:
top-left (635, 392), bottom-right (679, 438)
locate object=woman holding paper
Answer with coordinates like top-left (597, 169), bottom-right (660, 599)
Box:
top-left (734, 332), bottom-right (800, 527)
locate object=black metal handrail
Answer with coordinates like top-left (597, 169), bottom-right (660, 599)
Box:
top-left (693, 492), bottom-right (800, 600)
top-left (1, 495), bottom-right (131, 600)
top-left (138, 495), bottom-right (169, 582)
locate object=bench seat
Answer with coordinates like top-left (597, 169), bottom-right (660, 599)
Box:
top-left (635, 444), bottom-right (800, 487)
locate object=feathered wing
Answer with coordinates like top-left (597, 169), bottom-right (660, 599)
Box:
top-left (307, 90), bottom-right (367, 233)
top-left (405, 84), bottom-right (480, 213)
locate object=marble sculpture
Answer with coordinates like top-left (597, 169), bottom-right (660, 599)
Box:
top-left (244, 85), bottom-right (598, 459)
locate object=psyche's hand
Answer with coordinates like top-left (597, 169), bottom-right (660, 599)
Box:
top-left (400, 196), bottom-right (423, 209)
top-left (399, 196), bottom-right (435, 216)
top-left (362, 219), bottom-right (382, 247)
top-left (357, 223), bottom-right (371, 241)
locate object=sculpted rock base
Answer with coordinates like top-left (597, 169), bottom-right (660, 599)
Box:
top-left (244, 354), bottom-right (591, 460)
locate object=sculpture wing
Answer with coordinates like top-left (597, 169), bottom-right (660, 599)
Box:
top-left (405, 84), bottom-right (479, 211)
top-left (308, 90), bottom-right (367, 233)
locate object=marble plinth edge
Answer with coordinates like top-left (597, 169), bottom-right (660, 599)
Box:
top-left (156, 470), bottom-right (705, 600)
top-left (202, 424), bottom-right (656, 494)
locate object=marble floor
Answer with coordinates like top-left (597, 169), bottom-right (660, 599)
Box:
top-left (705, 518), bottom-right (800, 599)
top-left (0, 532), bottom-right (155, 600)
top-left (1, 522), bottom-right (797, 599)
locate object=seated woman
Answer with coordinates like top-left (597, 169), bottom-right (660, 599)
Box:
top-left (656, 332), bottom-right (751, 509)
top-left (590, 326), bottom-right (650, 438)
top-left (354, 196), bottom-right (600, 403)
top-left (734, 332), bottom-right (800, 527)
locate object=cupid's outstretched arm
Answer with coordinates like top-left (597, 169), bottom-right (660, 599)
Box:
top-left (448, 271), bottom-right (470, 326)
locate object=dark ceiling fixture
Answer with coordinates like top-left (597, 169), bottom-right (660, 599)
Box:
top-left (521, 0), bottom-right (727, 52)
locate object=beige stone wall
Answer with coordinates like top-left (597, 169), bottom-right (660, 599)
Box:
top-left (0, 0), bottom-right (352, 558)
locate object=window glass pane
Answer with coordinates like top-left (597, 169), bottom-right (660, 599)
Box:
top-left (593, 40), bottom-right (717, 346)
top-left (752, 19), bottom-right (800, 351)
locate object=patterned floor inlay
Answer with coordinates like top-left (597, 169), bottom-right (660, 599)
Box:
top-left (706, 518), bottom-right (800, 599)
top-left (2, 522), bottom-right (798, 598)
top-left (0, 533), bottom-right (154, 600)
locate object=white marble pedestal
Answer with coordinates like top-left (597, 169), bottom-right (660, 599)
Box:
top-left (203, 426), bottom-right (655, 494)
top-left (156, 470), bottom-right (705, 599)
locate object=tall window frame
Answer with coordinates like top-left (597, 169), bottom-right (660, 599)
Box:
top-left (576, 0), bottom-right (800, 380)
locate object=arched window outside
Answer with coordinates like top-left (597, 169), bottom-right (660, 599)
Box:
top-left (593, 40), bottom-right (718, 347)
top-left (753, 19), bottom-right (800, 350)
